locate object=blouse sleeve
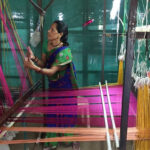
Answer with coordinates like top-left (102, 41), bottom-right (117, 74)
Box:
top-left (52, 48), bottom-right (73, 66)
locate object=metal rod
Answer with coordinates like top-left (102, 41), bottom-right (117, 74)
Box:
top-left (105, 81), bottom-right (119, 148)
top-left (99, 82), bottom-right (112, 150)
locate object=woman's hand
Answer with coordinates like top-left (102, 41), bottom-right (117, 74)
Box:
top-left (27, 46), bottom-right (35, 60)
top-left (24, 57), bottom-right (34, 69)
top-left (24, 57), bottom-right (37, 70)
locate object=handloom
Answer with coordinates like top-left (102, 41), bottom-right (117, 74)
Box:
top-left (0, 82), bottom-right (137, 148)
top-left (0, 0), bottom-right (150, 150)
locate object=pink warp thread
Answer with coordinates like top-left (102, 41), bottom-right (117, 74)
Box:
top-left (0, 65), bottom-right (13, 106)
top-left (32, 85), bottom-right (123, 97)
top-left (8, 116), bottom-right (136, 127)
top-left (14, 85), bottom-right (137, 127)
top-left (0, 7), bottom-right (28, 92)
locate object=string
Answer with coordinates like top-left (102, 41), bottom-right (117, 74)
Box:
top-left (2, 86), bottom-right (136, 128)
top-left (0, 0), bottom-right (8, 75)
top-left (135, 85), bottom-right (150, 149)
top-left (1, 0), bottom-right (33, 86)
top-left (17, 101), bottom-right (136, 116)
top-left (32, 85), bottom-right (124, 97)
top-left (2, 5), bottom-right (26, 58)
top-left (0, 6), bottom-right (28, 92)
top-left (7, 116), bottom-right (136, 128)
top-left (0, 99), bottom-right (5, 116)
top-left (0, 85), bottom-right (137, 129)
top-left (0, 127), bottom-right (144, 144)
top-left (0, 65), bottom-right (13, 106)
top-left (4, 0), bottom-right (28, 50)
top-left (26, 92), bottom-right (136, 105)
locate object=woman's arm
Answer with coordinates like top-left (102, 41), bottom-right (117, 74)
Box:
top-left (24, 58), bottom-right (61, 76)
top-left (27, 47), bottom-right (46, 67)
top-left (38, 66), bottom-right (61, 76)
top-left (32, 53), bottom-right (46, 67)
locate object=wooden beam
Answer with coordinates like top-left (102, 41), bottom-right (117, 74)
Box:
top-left (0, 81), bottom-right (41, 126)
top-left (119, 0), bottom-right (138, 150)
top-left (136, 32), bottom-right (150, 39)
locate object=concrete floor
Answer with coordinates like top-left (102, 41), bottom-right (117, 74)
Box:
top-left (7, 133), bottom-right (134, 150)
top-left (8, 141), bottom-right (134, 150)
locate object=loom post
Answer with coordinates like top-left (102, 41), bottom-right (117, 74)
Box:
top-left (101, 0), bottom-right (106, 84)
top-left (119, 0), bottom-right (138, 150)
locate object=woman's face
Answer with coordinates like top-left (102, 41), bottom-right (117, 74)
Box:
top-left (48, 23), bottom-right (62, 41)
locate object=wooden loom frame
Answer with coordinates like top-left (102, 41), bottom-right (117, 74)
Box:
top-left (0, 82), bottom-right (149, 146)
top-left (0, 82), bottom-right (149, 145)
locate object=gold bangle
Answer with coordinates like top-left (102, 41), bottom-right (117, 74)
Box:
top-left (35, 57), bottom-right (39, 63)
top-left (40, 68), bottom-right (43, 73)
top-left (31, 56), bottom-right (36, 61)
top-left (32, 56), bottom-right (38, 63)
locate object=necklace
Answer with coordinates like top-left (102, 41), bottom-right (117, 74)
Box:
top-left (51, 42), bottom-right (61, 47)
top-left (48, 41), bottom-right (62, 48)
top-left (48, 42), bottom-right (63, 51)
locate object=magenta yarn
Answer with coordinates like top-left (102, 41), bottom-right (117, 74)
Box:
top-left (0, 7), bottom-right (28, 92)
top-left (0, 65), bottom-right (13, 106)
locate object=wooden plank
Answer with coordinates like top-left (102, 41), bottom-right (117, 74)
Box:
top-left (136, 32), bottom-right (150, 39)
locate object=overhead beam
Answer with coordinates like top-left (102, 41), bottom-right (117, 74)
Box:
top-left (136, 32), bottom-right (150, 39)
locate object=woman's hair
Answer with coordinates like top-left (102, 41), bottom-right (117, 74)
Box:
top-left (53, 20), bottom-right (69, 46)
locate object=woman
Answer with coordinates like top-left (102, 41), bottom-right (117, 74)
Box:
top-left (24, 20), bottom-right (79, 150)
top-left (25, 20), bottom-right (77, 89)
